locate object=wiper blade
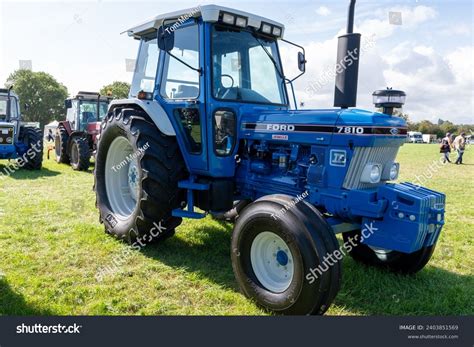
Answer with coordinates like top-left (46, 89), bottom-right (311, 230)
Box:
top-left (166, 51), bottom-right (202, 75)
top-left (253, 35), bottom-right (284, 79)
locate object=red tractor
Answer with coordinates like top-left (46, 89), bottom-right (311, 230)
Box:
top-left (55, 92), bottom-right (111, 170)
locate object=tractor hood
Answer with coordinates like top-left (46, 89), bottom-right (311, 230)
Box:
top-left (240, 108), bottom-right (408, 147)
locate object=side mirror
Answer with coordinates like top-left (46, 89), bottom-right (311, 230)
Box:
top-left (298, 52), bottom-right (306, 72)
top-left (157, 27), bottom-right (174, 51)
top-left (65, 100), bottom-right (72, 109)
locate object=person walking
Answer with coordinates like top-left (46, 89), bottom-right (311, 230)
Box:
top-left (453, 132), bottom-right (466, 165)
top-left (440, 132), bottom-right (452, 163)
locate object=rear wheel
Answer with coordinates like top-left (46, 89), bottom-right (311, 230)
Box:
top-left (70, 136), bottom-right (90, 171)
top-left (343, 230), bottom-right (436, 274)
top-left (231, 194), bottom-right (341, 315)
top-left (19, 126), bottom-right (43, 170)
top-left (55, 126), bottom-right (69, 164)
top-left (94, 108), bottom-right (187, 243)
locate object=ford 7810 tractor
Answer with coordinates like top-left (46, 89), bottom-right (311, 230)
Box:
top-left (55, 91), bottom-right (111, 171)
top-left (94, 2), bottom-right (446, 315)
top-left (0, 86), bottom-right (43, 170)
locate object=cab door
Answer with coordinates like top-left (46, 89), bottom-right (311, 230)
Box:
top-left (156, 20), bottom-right (208, 174)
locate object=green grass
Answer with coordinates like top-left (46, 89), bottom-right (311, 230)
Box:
top-left (0, 144), bottom-right (472, 315)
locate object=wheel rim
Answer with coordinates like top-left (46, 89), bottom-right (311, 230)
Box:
top-left (250, 231), bottom-right (294, 293)
top-left (71, 142), bottom-right (79, 165)
top-left (105, 136), bottom-right (139, 220)
top-left (55, 137), bottom-right (61, 157)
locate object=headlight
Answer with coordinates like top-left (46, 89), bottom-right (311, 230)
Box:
top-left (389, 163), bottom-right (399, 180)
top-left (381, 162), bottom-right (400, 181)
top-left (361, 164), bottom-right (381, 183)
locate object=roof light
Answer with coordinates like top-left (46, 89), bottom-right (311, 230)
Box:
top-left (222, 13), bottom-right (235, 25)
top-left (235, 16), bottom-right (247, 28)
top-left (261, 23), bottom-right (272, 34)
top-left (272, 26), bottom-right (282, 37)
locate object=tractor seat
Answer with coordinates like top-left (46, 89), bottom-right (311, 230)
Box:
top-left (173, 85), bottom-right (199, 99)
top-left (82, 112), bottom-right (96, 124)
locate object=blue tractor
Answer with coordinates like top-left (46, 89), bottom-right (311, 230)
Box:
top-left (0, 86), bottom-right (43, 170)
top-left (94, 2), bottom-right (446, 314)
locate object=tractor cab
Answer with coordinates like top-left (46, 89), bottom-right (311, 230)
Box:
top-left (65, 92), bottom-right (110, 132)
top-left (55, 92), bottom-right (112, 171)
top-left (123, 5), bottom-right (301, 177)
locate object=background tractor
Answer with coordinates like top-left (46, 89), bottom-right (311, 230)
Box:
top-left (55, 91), bottom-right (111, 171)
top-left (94, 2), bottom-right (446, 315)
top-left (0, 86), bottom-right (43, 170)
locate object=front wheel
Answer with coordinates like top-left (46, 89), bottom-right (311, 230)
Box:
top-left (343, 230), bottom-right (436, 274)
top-left (231, 194), bottom-right (341, 315)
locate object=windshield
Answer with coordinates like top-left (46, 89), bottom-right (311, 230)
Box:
top-left (79, 100), bottom-right (109, 127)
top-left (211, 25), bottom-right (287, 105)
top-left (0, 96), bottom-right (19, 120)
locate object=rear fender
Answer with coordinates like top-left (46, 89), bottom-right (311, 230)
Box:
top-left (108, 99), bottom-right (175, 136)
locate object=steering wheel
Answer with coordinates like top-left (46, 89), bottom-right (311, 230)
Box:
top-left (217, 74), bottom-right (235, 98)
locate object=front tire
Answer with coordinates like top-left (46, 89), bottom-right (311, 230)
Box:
top-left (19, 126), bottom-right (43, 170)
top-left (70, 136), bottom-right (90, 171)
top-left (343, 230), bottom-right (436, 274)
top-left (94, 108), bottom-right (187, 243)
top-left (231, 194), bottom-right (341, 315)
top-left (55, 126), bottom-right (69, 164)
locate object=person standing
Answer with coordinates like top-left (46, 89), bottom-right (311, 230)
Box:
top-left (453, 132), bottom-right (466, 165)
top-left (440, 132), bottom-right (452, 163)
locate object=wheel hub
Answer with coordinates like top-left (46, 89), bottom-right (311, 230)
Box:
top-left (250, 231), bottom-right (294, 293)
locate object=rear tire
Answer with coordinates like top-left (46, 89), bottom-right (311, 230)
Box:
top-left (343, 230), bottom-right (436, 274)
top-left (231, 194), bottom-right (341, 315)
top-left (94, 108), bottom-right (187, 243)
top-left (19, 126), bottom-right (43, 170)
top-left (55, 126), bottom-right (69, 164)
top-left (70, 136), bottom-right (90, 171)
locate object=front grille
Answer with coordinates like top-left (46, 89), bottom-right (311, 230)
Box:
top-left (343, 146), bottom-right (399, 190)
top-left (0, 126), bottom-right (14, 145)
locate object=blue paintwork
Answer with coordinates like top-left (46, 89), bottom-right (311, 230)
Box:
top-left (0, 133), bottom-right (29, 160)
top-left (152, 20), bottom-right (446, 254)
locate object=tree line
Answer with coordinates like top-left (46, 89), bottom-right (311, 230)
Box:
top-left (4, 69), bottom-right (130, 128)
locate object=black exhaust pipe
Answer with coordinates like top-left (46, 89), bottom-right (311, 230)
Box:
top-left (334, 0), bottom-right (361, 108)
top-left (5, 85), bottom-right (13, 121)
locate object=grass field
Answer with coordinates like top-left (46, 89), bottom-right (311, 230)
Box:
top-left (0, 144), bottom-right (472, 315)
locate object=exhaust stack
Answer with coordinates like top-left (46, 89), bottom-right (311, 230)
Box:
top-left (334, 0), bottom-right (361, 108)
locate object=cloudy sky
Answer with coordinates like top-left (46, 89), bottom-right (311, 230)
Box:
top-left (0, 0), bottom-right (472, 124)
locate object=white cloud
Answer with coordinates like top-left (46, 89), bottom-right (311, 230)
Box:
top-left (315, 6), bottom-right (331, 17)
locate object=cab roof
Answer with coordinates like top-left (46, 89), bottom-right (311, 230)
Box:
top-left (0, 89), bottom-right (18, 98)
top-left (125, 4), bottom-right (285, 39)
